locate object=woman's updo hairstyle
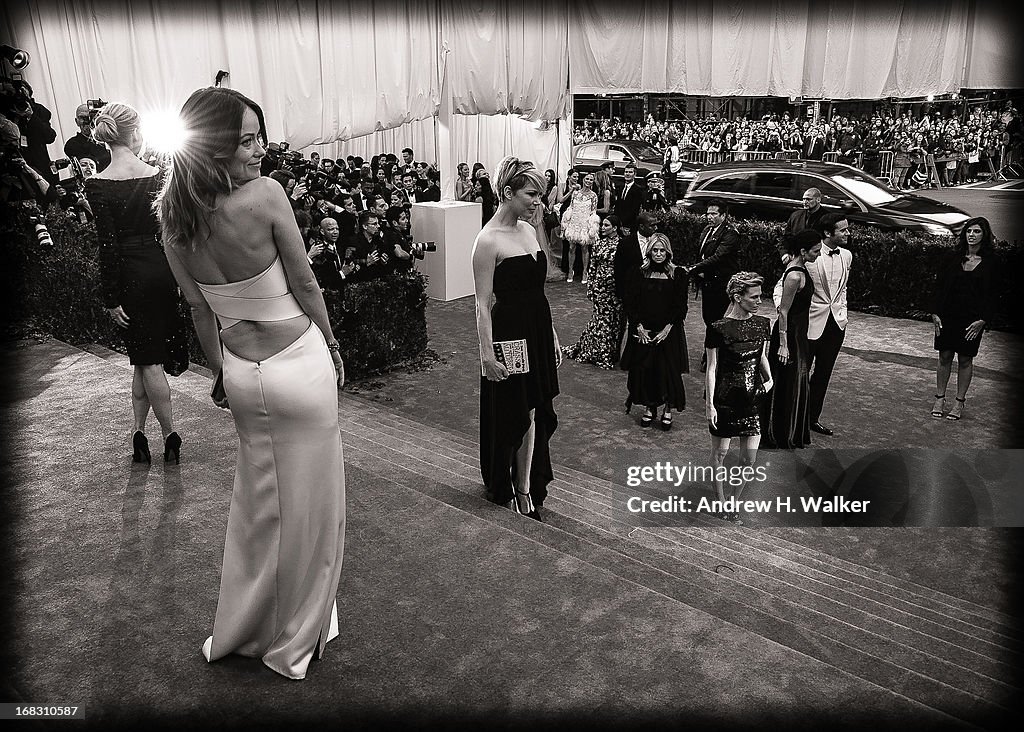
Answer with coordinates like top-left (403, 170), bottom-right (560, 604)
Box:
top-left (781, 229), bottom-right (823, 256)
top-left (726, 271), bottom-right (764, 301)
top-left (92, 102), bottom-right (141, 147)
top-left (491, 155), bottom-right (547, 202)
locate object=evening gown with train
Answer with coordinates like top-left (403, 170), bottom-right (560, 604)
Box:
top-left (196, 256), bottom-right (346, 680)
top-left (480, 251), bottom-right (559, 507)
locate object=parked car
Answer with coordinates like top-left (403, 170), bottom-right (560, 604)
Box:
top-left (571, 139), bottom-right (702, 194)
top-left (680, 160), bottom-right (971, 236)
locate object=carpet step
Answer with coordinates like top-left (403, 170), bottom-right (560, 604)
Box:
top-left (336, 425), bottom-right (1013, 724)
top-left (340, 394), bottom-right (1022, 645)
top-left (78, 342), bottom-right (1018, 722)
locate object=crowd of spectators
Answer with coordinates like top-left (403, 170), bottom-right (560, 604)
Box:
top-left (573, 101), bottom-right (1021, 188)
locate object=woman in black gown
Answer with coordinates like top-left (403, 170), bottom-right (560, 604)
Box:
top-left (620, 233), bottom-right (689, 430)
top-left (473, 156), bottom-right (562, 521)
top-left (86, 102), bottom-right (184, 463)
top-left (762, 229), bottom-right (823, 449)
top-left (705, 272), bottom-right (773, 524)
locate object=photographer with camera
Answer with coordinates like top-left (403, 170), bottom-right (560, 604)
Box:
top-left (64, 102), bottom-right (111, 172)
top-left (1, 84), bottom-right (52, 205)
top-left (308, 216), bottom-right (357, 292)
top-left (346, 210), bottom-right (391, 281)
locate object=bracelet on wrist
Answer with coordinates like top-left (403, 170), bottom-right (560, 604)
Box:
top-left (326, 340), bottom-right (340, 352)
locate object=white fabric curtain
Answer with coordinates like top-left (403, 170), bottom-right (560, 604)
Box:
top-left (2, 0), bottom-right (439, 154)
top-left (963, 0), bottom-right (1024, 89)
top-left (302, 112), bottom-right (562, 179)
top-left (442, 0), bottom-right (569, 121)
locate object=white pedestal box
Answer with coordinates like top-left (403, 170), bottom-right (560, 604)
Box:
top-left (410, 201), bottom-right (481, 301)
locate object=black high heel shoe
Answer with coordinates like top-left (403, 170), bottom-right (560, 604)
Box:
top-left (132, 431), bottom-right (151, 463)
top-left (513, 489), bottom-right (543, 522)
top-left (164, 432), bottom-right (182, 464)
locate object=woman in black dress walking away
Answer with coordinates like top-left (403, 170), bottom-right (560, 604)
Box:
top-left (620, 233), bottom-right (689, 430)
top-left (706, 272), bottom-right (773, 524)
top-left (473, 156), bottom-right (562, 521)
top-left (931, 217), bottom-right (999, 421)
top-left (86, 102), bottom-right (184, 463)
top-left (762, 230), bottom-right (822, 449)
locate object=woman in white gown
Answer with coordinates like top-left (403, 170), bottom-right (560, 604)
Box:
top-left (157, 87), bottom-right (346, 680)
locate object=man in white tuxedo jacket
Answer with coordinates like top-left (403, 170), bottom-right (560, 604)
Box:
top-left (805, 213), bottom-right (852, 436)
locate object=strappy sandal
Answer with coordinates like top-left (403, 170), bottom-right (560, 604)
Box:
top-left (660, 410), bottom-right (673, 431)
top-left (946, 397), bottom-right (965, 421)
top-left (640, 409), bottom-right (654, 428)
top-left (931, 394), bottom-right (946, 418)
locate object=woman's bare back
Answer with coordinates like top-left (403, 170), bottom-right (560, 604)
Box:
top-left (177, 179), bottom-right (310, 362)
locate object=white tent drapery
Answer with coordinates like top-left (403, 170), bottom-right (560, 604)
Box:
top-left (2, 0), bottom-right (1019, 180)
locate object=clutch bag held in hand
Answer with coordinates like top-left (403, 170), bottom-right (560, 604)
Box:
top-left (492, 339), bottom-right (530, 375)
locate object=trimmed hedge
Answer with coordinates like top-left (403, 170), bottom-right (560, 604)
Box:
top-left (654, 210), bottom-right (1021, 331)
top-left (2, 203), bottom-right (429, 377)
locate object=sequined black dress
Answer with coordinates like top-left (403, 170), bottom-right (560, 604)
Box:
top-left (706, 315), bottom-right (771, 437)
top-left (480, 252), bottom-right (559, 507)
top-left (763, 265), bottom-right (813, 448)
top-left (87, 173), bottom-right (183, 366)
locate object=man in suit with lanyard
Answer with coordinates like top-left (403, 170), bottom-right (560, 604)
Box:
top-left (805, 212), bottom-right (852, 436)
top-left (614, 162), bottom-right (645, 235)
top-left (684, 199), bottom-right (742, 369)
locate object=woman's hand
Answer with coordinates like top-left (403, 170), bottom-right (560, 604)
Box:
top-left (932, 314), bottom-right (942, 337)
top-left (761, 376), bottom-right (774, 394)
top-left (636, 324), bottom-right (652, 345)
top-left (107, 305), bottom-right (130, 329)
top-left (552, 327), bottom-right (563, 368)
top-left (777, 344), bottom-right (790, 365)
top-left (652, 324), bottom-right (672, 344)
top-left (706, 403), bottom-right (718, 429)
top-left (481, 356), bottom-right (509, 382)
top-left (333, 352), bottom-right (345, 388)
top-left (965, 319), bottom-right (985, 340)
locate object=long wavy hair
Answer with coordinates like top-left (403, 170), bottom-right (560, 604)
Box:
top-left (640, 232), bottom-right (677, 278)
top-left (154, 87), bottom-right (267, 249)
top-left (955, 216), bottom-right (995, 261)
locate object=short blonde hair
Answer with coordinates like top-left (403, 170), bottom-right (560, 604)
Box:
top-left (726, 271), bottom-right (764, 301)
top-left (492, 155), bottom-right (546, 201)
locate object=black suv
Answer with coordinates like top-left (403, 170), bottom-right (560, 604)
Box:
top-left (680, 160), bottom-right (971, 237)
top-left (571, 139), bottom-right (702, 192)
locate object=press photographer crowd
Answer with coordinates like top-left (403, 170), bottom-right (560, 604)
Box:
top-left (1, 75), bottom-right (442, 295)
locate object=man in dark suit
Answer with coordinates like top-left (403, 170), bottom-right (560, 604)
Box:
top-left (614, 162), bottom-right (645, 235)
top-left (613, 212), bottom-right (657, 359)
top-left (777, 187), bottom-right (826, 262)
top-left (684, 198), bottom-right (742, 367)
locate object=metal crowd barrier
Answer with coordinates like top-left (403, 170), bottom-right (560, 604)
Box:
top-left (876, 150), bottom-right (895, 186)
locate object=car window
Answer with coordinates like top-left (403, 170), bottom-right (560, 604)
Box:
top-left (830, 172), bottom-right (898, 206)
top-left (794, 174), bottom-right (846, 202)
top-left (576, 144), bottom-right (607, 162)
top-left (629, 144), bottom-right (662, 160)
top-left (607, 147), bottom-right (628, 162)
top-left (700, 172), bottom-right (755, 195)
top-left (752, 172), bottom-right (799, 199)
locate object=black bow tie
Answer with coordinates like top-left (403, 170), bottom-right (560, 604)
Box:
top-left (826, 248), bottom-right (840, 256)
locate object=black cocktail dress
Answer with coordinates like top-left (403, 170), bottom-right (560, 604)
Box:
top-left (480, 252), bottom-right (559, 507)
top-left (706, 315), bottom-right (771, 437)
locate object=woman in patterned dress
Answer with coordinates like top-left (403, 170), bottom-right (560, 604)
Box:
top-left (563, 215), bottom-right (624, 369)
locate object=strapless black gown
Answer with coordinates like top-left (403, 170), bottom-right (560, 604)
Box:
top-left (480, 252), bottom-right (559, 506)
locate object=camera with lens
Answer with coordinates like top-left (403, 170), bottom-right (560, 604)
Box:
top-left (408, 241), bottom-right (436, 259)
top-left (86, 98), bottom-right (107, 120)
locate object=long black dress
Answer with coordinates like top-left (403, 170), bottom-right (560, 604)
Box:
top-left (763, 265), bottom-right (812, 448)
top-left (87, 173), bottom-right (183, 366)
top-left (480, 252), bottom-right (559, 507)
top-left (620, 268), bottom-right (689, 412)
top-left (706, 315), bottom-right (771, 437)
